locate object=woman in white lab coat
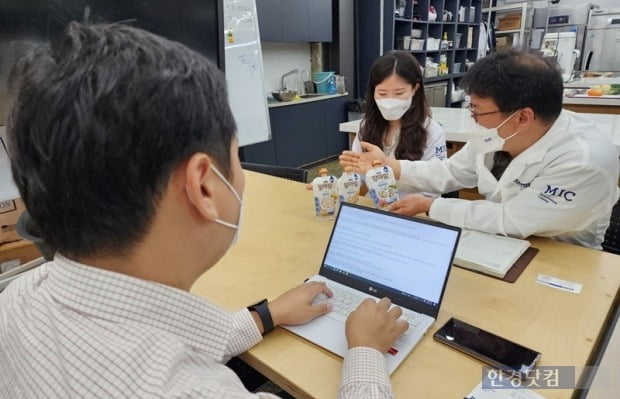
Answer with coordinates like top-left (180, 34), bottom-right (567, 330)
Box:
top-left (341, 49), bottom-right (619, 249)
top-left (346, 51), bottom-right (446, 196)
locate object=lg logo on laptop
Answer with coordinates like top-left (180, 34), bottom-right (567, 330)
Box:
top-left (368, 286), bottom-right (378, 293)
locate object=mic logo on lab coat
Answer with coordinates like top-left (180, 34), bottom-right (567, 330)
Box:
top-left (539, 185), bottom-right (576, 203)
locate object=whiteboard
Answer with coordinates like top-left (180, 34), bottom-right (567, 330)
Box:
top-left (0, 129), bottom-right (19, 202)
top-left (223, 0), bottom-right (271, 146)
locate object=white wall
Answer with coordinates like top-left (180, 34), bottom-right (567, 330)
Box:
top-left (260, 42), bottom-right (312, 93)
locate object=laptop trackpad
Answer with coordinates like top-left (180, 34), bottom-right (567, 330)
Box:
top-left (283, 314), bottom-right (348, 358)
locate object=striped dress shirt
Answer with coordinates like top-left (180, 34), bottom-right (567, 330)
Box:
top-left (0, 255), bottom-right (394, 398)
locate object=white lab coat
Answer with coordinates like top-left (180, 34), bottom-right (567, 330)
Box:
top-left (398, 111), bottom-right (620, 249)
top-left (352, 117), bottom-right (447, 196)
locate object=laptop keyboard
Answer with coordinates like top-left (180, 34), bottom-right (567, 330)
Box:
top-left (312, 283), bottom-right (422, 338)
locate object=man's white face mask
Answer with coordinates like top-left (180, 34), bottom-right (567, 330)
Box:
top-left (470, 110), bottom-right (520, 153)
top-left (375, 97), bottom-right (412, 121)
top-left (211, 165), bottom-right (243, 247)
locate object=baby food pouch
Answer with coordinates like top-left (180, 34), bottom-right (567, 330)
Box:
top-left (312, 168), bottom-right (337, 220)
top-left (337, 166), bottom-right (361, 204)
top-left (365, 160), bottom-right (399, 210)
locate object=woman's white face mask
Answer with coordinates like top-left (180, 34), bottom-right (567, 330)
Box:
top-left (375, 97), bottom-right (412, 121)
top-left (470, 110), bottom-right (520, 153)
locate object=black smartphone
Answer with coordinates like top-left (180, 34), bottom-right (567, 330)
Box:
top-left (433, 317), bottom-right (541, 377)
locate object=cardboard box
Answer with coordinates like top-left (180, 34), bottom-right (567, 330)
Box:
top-left (498, 13), bottom-right (521, 31)
top-left (0, 239), bottom-right (41, 268)
top-left (496, 36), bottom-right (509, 48)
top-left (0, 198), bottom-right (26, 244)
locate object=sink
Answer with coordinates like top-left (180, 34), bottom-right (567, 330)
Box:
top-left (300, 93), bottom-right (326, 98)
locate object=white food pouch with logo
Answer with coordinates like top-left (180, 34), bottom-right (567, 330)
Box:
top-left (365, 161), bottom-right (399, 210)
top-left (337, 166), bottom-right (361, 205)
top-left (312, 168), bottom-right (337, 220)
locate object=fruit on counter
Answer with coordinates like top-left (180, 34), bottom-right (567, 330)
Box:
top-left (586, 87), bottom-right (603, 96)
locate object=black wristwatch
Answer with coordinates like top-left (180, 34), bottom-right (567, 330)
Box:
top-left (247, 298), bottom-right (274, 335)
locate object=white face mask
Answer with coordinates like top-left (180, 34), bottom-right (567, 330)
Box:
top-left (211, 165), bottom-right (243, 247)
top-left (375, 97), bottom-right (412, 121)
top-left (470, 111), bottom-right (520, 153)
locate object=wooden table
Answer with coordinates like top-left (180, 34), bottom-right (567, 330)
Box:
top-left (191, 171), bottom-right (620, 399)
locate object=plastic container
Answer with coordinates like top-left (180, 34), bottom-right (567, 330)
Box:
top-left (365, 161), bottom-right (399, 210)
top-left (397, 36), bottom-right (412, 50)
top-left (312, 168), bottom-right (337, 220)
top-left (426, 37), bottom-right (440, 51)
top-left (337, 167), bottom-right (361, 205)
top-left (411, 39), bottom-right (425, 50)
top-left (313, 72), bottom-right (335, 94)
top-left (455, 33), bottom-right (463, 48)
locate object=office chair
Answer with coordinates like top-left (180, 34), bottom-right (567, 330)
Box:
top-left (241, 162), bottom-right (308, 183)
top-left (602, 200), bottom-right (620, 255)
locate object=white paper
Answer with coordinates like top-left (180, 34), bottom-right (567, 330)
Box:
top-left (536, 274), bottom-right (582, 294)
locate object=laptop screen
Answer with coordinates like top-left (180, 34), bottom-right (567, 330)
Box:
top-left (319, 203), bottom-right (461, 318)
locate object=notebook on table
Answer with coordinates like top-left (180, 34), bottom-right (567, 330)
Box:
top-left (454, 230), bottom-right (532, 279)
top-left (282, 202), bottom-right (461, 375)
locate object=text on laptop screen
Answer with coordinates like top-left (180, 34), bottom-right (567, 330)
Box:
top-left (323, 206), bottom-right (458, 306)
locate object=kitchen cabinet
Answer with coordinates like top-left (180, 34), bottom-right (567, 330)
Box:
top-left (281, 0), bottom-right (309, 43)
top-left (255, 0), bottom-right (332, 42)
top-left (240, 97), bottom-right (348, 167)
top-left (307, 0), bottom-right (333, 42)
top-left (356, 0), bottom-right (481, 107)
top-left (272, 101), bottom-right (325, 166)
top-left (255, 0), bottom-right (282, 42)
top-left (424, 82), bottom-right (448, 107)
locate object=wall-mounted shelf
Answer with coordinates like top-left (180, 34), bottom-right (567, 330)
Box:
top-left (356, 0), bottom-right (481, 108)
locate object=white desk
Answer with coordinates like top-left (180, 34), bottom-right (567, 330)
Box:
top-left (339, 107), bottom-right (620, 155)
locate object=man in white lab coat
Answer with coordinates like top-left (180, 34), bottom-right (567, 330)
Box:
top-left (340, 49), bottom-right (619, 249)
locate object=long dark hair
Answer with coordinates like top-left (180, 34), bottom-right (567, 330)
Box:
top-left (360, 51), bottom-right (430, 160)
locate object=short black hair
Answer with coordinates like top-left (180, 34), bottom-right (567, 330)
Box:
top-left (7, 22), bottom-right (237, 259)
top-left (460, 48), bottom-right (563, 123)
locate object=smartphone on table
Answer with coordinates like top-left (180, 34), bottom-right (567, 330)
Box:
top-left (433, 317), bottom-right (541, 378)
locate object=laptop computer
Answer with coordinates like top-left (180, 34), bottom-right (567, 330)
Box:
top-left (283, 202), bottom-right (461, 374)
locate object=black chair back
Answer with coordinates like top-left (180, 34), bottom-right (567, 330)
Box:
top-left (241, 162), bottom-right (308, 183)
top-left (602, 200), bottom-right (620, 255)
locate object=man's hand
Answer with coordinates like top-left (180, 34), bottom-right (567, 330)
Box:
top-left (339, 141), bottom-right (387, 175)
top-left (267, 282), bottom-right (333, 327)
top-left (345, 297), bottom-right (408, 352)
top-left (389, 194), bottom-right (434, 216)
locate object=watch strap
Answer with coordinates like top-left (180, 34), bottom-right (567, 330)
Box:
top-left (248, 299), bottom-right (274, 335)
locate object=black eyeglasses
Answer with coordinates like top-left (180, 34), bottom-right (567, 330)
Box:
top-left (468, 105), bottom-right (504, 119)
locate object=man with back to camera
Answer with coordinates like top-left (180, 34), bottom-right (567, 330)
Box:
top-left (0, 22), bottom-right (407, 398)
top-left (340, 49), bottom-right (619, 249)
